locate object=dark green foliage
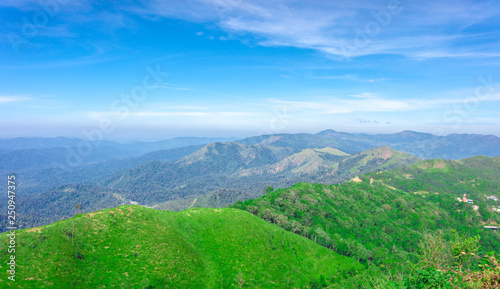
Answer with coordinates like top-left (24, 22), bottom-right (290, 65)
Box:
top-left (401, 268), bottom-right (454, 289)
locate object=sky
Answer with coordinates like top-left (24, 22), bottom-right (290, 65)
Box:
top-left (1, 0), bottom-right (499, 140)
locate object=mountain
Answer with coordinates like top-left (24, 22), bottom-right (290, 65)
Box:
top-left (0, 146), bottom-right (139, 173)
top-left (2, 145), bottom-right (205, 195)
top-left (125, 136), bottom-right (237, 155)
top-left (232, 155), bottom-right (500, 270)
top-left (239, 133), bottom-right (370, 154)
top-left (317, 129), bottom-right (500, 159)
top-left (0, 149), bottom-right (11, 156)
top-left (0, 136), bottom-right (235, 152)
top-left (134, 144), bottom-right (205, 163)
top-left (0, 137), bottom-right (84, 150)
top-left (334, 146), bottom-right (420, 178)
top-left (238, 146), bottom-right (419, 184)
top-left (0, 137), bottom-right (235, 175)
top-left (0, 206), bottom-right (366, 288)
top-left (177, 142), bottom-right (296, 174)
top-left (239, 147), bottom-right (349, 176)
top-left (1, 144), bottom-right (420, 231)
top-left (100, 145), bottom-right (418, 210)
top-left (98, 143), bottom-right (296, 205)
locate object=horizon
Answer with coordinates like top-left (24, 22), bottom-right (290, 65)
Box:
top-left (1, 0), bottom-right (500, 139)
top-left (1, 128), bottom-right (499, 143)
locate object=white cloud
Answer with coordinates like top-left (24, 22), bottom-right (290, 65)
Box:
top-left (131, 0), bottom-right (500, 59)
top-left (86, 110), bottom-right (258, 119)
top-left (269, 92), bottom-right (500, 115)
top-left (0, 96), bottom-right (29, 104)
top-left (369, 78), bottom-right (388, 82)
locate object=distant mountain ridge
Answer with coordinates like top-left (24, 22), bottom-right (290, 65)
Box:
top-left (316, 129), bottom-right (500, 159)
top-left (0, 136), bottom-right (236, 152)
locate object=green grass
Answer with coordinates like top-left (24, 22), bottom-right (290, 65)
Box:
top-left (0, 206), bottom-right (362, 288)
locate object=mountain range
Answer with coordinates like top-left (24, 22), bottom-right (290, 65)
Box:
top-left (1, 131), bottom-right (500, 287)
top-left (2, 130), bottom-right (500, 233)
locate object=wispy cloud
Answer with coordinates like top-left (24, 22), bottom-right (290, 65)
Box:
top-left (0, 96), bottom-right (30, 104)
top-left (269, 92), bottom-right (500, 115)
top-left (131, 0), bottom-right (500, 59)
top-left (27, 105), bottom-right (68, 109)
top-left (86, 110), bottom-right (258, 119)
top-left (152, 83), bottom-right (195, 91)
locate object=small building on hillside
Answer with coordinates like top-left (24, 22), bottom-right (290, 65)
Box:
top-left (487, 195), bottom-right (499, 202)
top-left (484, 226), bottom-right (498, 231)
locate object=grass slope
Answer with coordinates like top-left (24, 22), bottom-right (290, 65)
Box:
top-left (0, 206), bottom-right (362, 288)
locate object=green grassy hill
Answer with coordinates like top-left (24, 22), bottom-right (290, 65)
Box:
top-left (0, 205), bottom-right (364, 288)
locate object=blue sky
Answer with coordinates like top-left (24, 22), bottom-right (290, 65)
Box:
top-left (1, 0), bottom-right (499, 140)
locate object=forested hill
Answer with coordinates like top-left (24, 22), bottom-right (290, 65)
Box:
top-left (0, 206), bottom-right (368, 288)
top-left (368, 155), bottom-right (500, 204)
top-left (232, 155), bottom-right (500, 270)
top-left (99, 145), bottom-right (419, 209)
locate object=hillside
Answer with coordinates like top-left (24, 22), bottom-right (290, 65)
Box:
top-left (177, 142), bottom-right (296, 174)
top-left (232, 156), bottom-right (500, 269)
top-left (368, 155), bottom-right (500, 216)
top-left (238, 146), bottom-right (419, 183)
top-left (0, 206), bottom-right (365, 288)
top-left (334, 146), bottom-right (420, 178)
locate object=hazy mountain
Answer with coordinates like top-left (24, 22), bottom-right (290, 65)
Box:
top-left (239, 133), bottom-right (370, 154)
top-left (317, 129), bottom-right (500, 159)
top-left (0, 137), bottom-right (84, 150)
top-left (7, 145), bottom-right (205, 195)
top-left (125, 136), bottom-right (237, 154)
top-left (177, 142), bottom-right (296, 174)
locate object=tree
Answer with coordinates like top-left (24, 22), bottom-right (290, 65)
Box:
top-left (264, 186), bottom-right (274, 194)
top-left (75, 203), bottom-right (82, 215)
